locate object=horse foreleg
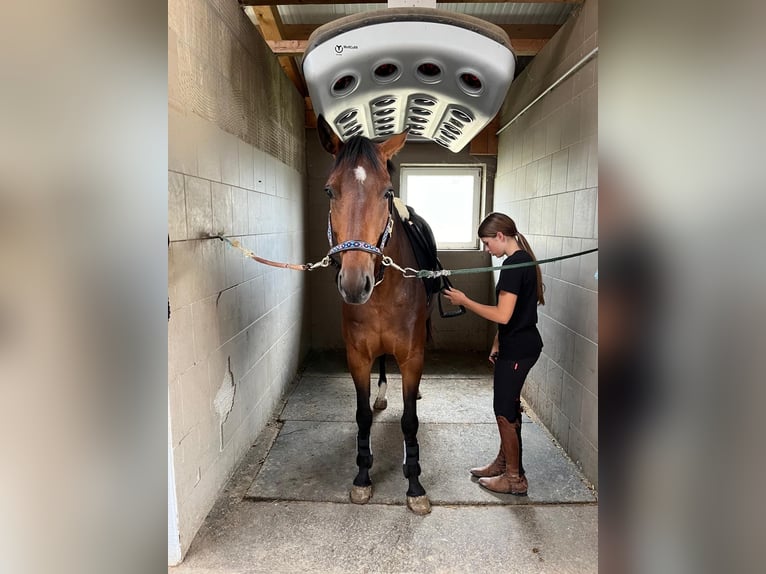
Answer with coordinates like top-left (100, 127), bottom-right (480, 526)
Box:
top-left (348, 355), bottom-right (374, 504)
top-left (373, 355), bottom-right (388, 411)
top-left (400, 360), bottom-right (431, 515)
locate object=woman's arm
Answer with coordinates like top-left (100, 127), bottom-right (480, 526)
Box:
top-left (443, 288), bottom-right (517, 324)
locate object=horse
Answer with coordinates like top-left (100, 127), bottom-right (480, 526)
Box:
top-left (317, 115), bottom-right (432, 515)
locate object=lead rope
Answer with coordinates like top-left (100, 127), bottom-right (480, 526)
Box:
top-left (212, 234), bottom-right (597, 277)
top-left (213, 235), bottom-right (332, 271)
top-left (412, 247), bottom-right (599, 278)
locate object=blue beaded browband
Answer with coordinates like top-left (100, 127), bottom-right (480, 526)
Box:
top-left (326, 191), bottom-right (394, 261)
top-left (327, 240), bottom-right (385, 258)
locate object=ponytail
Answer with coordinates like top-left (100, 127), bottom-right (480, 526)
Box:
top-left (515, 231), bottom-right (545, 305)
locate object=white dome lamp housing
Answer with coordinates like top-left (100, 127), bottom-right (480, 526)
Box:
top-left (302, 8), bottom-right (515, 153)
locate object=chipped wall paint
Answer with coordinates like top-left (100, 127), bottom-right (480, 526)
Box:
top-left (213, 358), bottom-right (236, 451)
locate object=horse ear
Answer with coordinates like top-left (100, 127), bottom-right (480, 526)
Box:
top-left (317, 115), bottom-right (342, 156)
top-left (377, 127), bottom-right (409, 160)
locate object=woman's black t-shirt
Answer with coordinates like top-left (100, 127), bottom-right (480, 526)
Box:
top-left (496, 251), bottom-right (543, 359)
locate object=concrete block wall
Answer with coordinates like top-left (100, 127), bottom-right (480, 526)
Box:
top-left (306, 135), bottom-right (496, 351)
top-left (168, 0), bottom-right (307, 561)
top-left (495, 0), bottom-right (598, 486)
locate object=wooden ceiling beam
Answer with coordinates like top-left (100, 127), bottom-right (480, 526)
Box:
top-left (280, 24), bottom-right (318, 41)
top-left (267, 40), bottom-right (308, 55)
top-left (501, 24), bottom-right (560, 39)
top-left (278, 56), bottom-right (308, 95)
top-left (251, 6), bottom-right (288, 39)
top-left (278, 23), bottom-right (560, 42)
top-left (511, 39), bottom-right (551, 57)
top-left (250, 6), bottom-right (308, 96)
top-left (266, 36), bottom-right (551, 57)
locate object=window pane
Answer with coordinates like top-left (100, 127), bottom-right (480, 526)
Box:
top-left (400, 165), bottom-right (483, 250)
top-left (405, 175), bottom-right (475, 244)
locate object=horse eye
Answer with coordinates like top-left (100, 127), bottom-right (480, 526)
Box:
top-left (384, 188), bottom-right (394, 199)
top-left (325, 187), bottom-right (334, 198)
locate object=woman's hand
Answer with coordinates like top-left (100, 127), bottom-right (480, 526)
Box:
top-left (442, 287), bottom-right (467, 307)
top-left (489, 343), bottom-right (499, 364)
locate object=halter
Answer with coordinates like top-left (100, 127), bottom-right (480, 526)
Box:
top-left (326, 190), bottom-right (395, 284)
top-left (326, 190), bottom-right (394, 259)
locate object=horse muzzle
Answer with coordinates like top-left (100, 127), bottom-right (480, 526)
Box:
top-left (337, 255), bottom-right (375, 304)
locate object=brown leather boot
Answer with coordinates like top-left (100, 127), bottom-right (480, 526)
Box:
top-left (478, 416), bottom-right (528, 495)
top-left (469, 445), bottom-right (505, 478)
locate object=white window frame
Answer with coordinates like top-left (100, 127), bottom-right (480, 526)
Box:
top-left (399, 164), bottom-right (484, 250)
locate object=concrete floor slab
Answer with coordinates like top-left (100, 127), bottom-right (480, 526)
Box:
top-left (247, 420), bottom-right (593, 505)
top-left (174, 351), bottom-right (598, 573)
top-left (172, 500), bottom-right (598, 574)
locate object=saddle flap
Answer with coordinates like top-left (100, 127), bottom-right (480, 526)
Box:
top-left (398, 203), bottom-right (465, 318)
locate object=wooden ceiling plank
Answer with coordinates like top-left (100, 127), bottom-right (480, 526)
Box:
top-left (267, 37), bottom-right (550, 57)
top-left (279, 56), bottom-right (308, 95)
top-left (500, 24), bottom-right (560, 39)
top-left (252, 6), bottom-right (308, 96)
top-left (281, 23), bottom-right (317, 41)
top-left (510, 38), bottom-right (550, 57)
top-left (267, 39), bottom-right (307, 55)
top-left (280, 23), bottom-right (560, 42)
top-left (251, 6), bottom-right (287, 40)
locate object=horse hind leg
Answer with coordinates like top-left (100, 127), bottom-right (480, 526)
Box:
top-left (373, 355), bottom-right (421, 410)
top-left (373, 355), bottom-right (388, 411)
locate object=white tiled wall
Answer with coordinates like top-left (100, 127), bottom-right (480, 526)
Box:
top-left (168, 0), bottom-right (307, 561)
top-left (495, 0), bottom-right (598, 486)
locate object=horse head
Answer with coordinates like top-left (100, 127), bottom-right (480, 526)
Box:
top-left (318, 115), bottom-right (408, 304)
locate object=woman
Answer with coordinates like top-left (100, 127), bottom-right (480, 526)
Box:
top-left (443, 212), bottom-right (544, 495)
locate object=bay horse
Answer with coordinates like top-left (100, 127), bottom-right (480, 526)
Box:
top-left (318, 115), bottom-right (431, 515)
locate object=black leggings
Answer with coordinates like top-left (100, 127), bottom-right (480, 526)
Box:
top-left (493, 354), bottom-right (540, 422)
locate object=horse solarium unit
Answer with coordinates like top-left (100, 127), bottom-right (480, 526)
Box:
top-left (302, 8), bottom-right (515, 153)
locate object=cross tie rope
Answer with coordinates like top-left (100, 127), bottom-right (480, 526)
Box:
top-left (212, 234), bottom-right (597, 278)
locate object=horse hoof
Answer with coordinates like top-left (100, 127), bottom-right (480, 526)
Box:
top-left (373, 397), bottom-right (388, 410)
top-left (350, 485), bottom-right (372, 504)
top-left (406, 495), bottom-right (432, 515)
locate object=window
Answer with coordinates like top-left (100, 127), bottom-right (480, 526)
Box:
top-left (399, 165), bottom-right (483, 249)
